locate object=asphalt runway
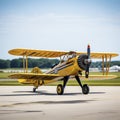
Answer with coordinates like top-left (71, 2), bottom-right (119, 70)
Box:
top-left (0, 86), bottom-right (120, 120)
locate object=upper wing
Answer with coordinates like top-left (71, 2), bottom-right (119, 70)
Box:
top-left (77, 52), bottom-right (118, 59)
top-left (8, 48), bottom-right (67, 58)
top-left (8, 48), bottom-right (118, 58)
top-left (9, 73), bottom-right (62, 80)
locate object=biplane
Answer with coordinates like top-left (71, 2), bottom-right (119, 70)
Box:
top-left (8, 45), bottom-right (118, 95)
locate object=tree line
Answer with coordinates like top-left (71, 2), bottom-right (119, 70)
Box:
top-left (0, 58), bottom-right (59, 69)
top-left (90, 61), bottom-right (120, 68)
top-left (0, 58), bottom-right (120, 69)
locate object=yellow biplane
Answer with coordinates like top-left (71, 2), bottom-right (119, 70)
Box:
top-left (8, 45), bottom-right (118, 95)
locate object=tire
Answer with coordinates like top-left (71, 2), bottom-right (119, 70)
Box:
top-left (82, 84), bottom-right (89, 94)
top-left (57, 84), bottom-right (64, 95)
top-left (33, 88), bottom-right (36, 92)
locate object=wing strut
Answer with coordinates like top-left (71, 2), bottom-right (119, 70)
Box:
top-left (105, 55), bottom-right (111, 75)
top-left (26, 55), bottom-right (28, 73)
top-left (23, 55), bottom-right (25, 73)
top-left (22, 55), bottom-right (28, 73)
top-left (102, 55), bottom-right (111, 75)
top-left (102, 56), bottom-right (105, 75)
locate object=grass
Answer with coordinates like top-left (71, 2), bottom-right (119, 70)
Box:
top-left (48, 72), bottom-right (120, 86)
top-left (0, 81), bottom-right (23, 86)
top-left (0, 73), bottom-right (11, 79)
top-left (0, 72), bottom-right (120, 86)
top-left (48, 77), bottom-right (120, 86)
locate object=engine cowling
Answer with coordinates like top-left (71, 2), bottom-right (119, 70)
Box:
top-left (77, 54), bottom-right (88, 70)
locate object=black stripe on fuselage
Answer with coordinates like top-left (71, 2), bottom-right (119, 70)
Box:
top-left (57, 62), bottom-right (74, 71)
top-left (47, 60), bottom-right (74, 74)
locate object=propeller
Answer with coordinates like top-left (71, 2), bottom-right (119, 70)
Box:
top-left (85, 44), bottom-right (91, 78)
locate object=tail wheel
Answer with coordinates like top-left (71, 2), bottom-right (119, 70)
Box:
top-left (82, 84), bottom-right (89, 94)
top-left (57, 84), bottom-right (64, 95)
top-left (33, 88), bottom-right (36, 92)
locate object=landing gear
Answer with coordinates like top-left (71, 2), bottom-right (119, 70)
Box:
top-left (56, 76), bottom-right (69, 95)
top-left (33, 87), bottom-right (37, 92)
top-left (75, 75), bottom-right (89, 94)
top-left (56, 76), bottom-right (89, 95)
top-left (82, 84), bottom-right (89, 94)
top-left (57, 84), bottom-right (64, 95)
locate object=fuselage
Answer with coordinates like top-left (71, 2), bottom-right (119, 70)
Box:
top-left (47, 56), bottom-right (83, 76)
top-left (18, 54), bottom-right (88, 87)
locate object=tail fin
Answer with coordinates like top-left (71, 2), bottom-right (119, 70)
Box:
top-left (31, 67), bottom-right (42, 73)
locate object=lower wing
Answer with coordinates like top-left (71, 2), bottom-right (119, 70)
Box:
top-left (9, 73), bottom-right (62, 81)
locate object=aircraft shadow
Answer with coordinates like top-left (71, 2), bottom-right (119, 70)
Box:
top-left (0, 91), bottom-right (81, 96)
top-left (0, 100), bottom-right (96, 107)
top-left (90, 92), bottom-right (105, 94)
top-left (0, 90), bottom-right (105, 97)
top-left (0, 109), bottom-right (43, 114)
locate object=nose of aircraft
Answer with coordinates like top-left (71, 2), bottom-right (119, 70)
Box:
top-left (77, 45), bottom-right (91, 78)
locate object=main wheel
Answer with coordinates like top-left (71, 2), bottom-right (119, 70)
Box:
top-left (57, 84), bottom-right (64, 95)
top-left (33, 88), bottom-right (36, 92)
top-left (82, 84), bottom-right (89, 94)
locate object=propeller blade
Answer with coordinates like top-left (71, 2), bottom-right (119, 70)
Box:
top-left (85, 44), bottom-right (91, 78)
top-left (85, 64), bottom-right (90, 78)
top-left (87, 44), bottom-right (90, 59)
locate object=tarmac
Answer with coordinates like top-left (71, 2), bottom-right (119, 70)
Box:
top-left (0, 86), bottom-right (120, 120)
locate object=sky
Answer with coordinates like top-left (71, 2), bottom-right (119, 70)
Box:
top-left (0, 0), bottom-right (120, 60)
